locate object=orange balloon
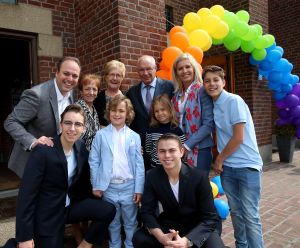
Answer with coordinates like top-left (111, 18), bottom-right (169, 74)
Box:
top-left (169, 26), bottom-right (187, 40)
top-left (170, 32), bottom-right (190, 52)
top-left (159, 60), bottom-right (168, 71)
top-left (185, 46), bottom-right (204, 64)
top-left (156, 69), bottom-right (171, 80)
top-left (162, 46), bottom-right (183, 69)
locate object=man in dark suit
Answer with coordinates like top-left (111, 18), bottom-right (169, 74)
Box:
top-left (126, 55), bottom-right (174, 170)
top-left (132, 133), bottom-right (224, 248)
top-left (8, 104), bottom-right (116, 248)
top-left (4, 56), bottom-right (81, 178)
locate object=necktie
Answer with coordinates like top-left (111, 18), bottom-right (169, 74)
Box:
top-left (145, 85), bottom-right (152, 112)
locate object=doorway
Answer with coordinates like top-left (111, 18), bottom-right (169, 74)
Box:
top-left (0, 29), bottom-right (38, 190)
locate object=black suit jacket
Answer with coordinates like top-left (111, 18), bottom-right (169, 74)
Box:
top-left (16, 136), bottom-right (91, 242)
top-left (140, 163), bottom-right (220, 248)
top-left (126, 77), bottom-right (174, 145)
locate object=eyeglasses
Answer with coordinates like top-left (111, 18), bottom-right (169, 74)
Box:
top-left (63, 120), bottom-right (84, 128)
top-left (108, 73), bottom-right (122, 79)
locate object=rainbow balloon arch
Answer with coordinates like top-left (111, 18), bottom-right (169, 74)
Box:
top-left (156, 5), bottom-right (300, 138)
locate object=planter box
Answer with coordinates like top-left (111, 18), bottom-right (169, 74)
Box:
top-left (276, 136), bottom-right (296, 163)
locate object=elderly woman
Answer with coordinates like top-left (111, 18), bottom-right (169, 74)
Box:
top-left (94, 60), bottom-right (125, 127)
top-left (171, 53), bottom-right (214, 176)
top-left (75, 74), bottom-right (101, 150)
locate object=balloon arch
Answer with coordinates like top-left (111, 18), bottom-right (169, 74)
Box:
top-left (156, 5), bottom-right (300, 138)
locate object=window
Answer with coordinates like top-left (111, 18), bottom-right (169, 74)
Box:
top-left (165, 5), bottom-right (173, 32)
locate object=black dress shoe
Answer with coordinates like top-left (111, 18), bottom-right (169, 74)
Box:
top-left (2, 238), bottom-right (17, 248)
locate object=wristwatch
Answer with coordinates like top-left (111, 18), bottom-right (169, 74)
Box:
top-left (187, 239), bottom-right (193, 247)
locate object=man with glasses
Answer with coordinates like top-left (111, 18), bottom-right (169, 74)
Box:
top-left (126, 55), bottom-right (174, 171)
top-left (4, 56), bottom-right (81, 178)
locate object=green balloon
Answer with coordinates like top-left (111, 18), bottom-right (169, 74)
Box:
top-left (242, 25), bottom-right (259, 41)
top-left (223, 11), bottom-right (238, 29)
top-left (236, 10), bottom-right (250, 23)
top-left (241, 40), bottom-right (255, 53)
top-left (224, 37), bottom-right (241, 51)
top-left (253, 24), bottom-right (263, 36)
top-left (264, 34), bottom-right (275, 47)
top-left (234, 21), bottom-right (250, 38)
top-left (255, 36), bottom-right (268, 49)
top-left (252, 48), bottom-right (267, 61)
top-left (212, 38), bottom-right (223, 45)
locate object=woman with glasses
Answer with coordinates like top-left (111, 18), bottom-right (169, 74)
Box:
top-left (94, 60), bottom-right (125, 128)
top-left (75, 74), bottom-right (101, 150)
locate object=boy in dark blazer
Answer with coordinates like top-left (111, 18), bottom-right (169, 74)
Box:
top-left (132, 133), bottom-right (224, 248)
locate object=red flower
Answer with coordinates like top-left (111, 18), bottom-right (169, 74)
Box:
top-left (193, 106), bottom-right (200, 118)
top-left (187, 91), bottom-right (195, 100)
top-left (191, 124), bottom-right (198, 133)
top-left (186, 113), bottom-right (192, 121)
top-left (187, 158), bottom-right (194, 166)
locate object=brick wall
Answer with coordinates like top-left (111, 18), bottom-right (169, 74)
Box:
top-left (269, 0), bottom-right (300, 129)
top-left (18, 0), bottom-right (76, 82)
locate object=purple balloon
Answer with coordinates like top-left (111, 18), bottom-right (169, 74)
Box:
top-left (275, 100), bottom-right (286, 109)
top-left (285, 94), bottom-right (300, 108)
top-left (291, 84), bottom-right (300, 96)
top-left (278, 108), bottom-right (290, 119)
top-left (276, 118), bottom-right (289, 126)
top-left (290, 105), bottom-right (300, 118)
top-left (292, 117), bottom-right (300, 127)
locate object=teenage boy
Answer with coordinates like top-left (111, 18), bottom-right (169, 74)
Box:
top-left (203, 65), bottom-right (264, 248)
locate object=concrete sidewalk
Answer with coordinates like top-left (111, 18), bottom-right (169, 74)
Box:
top-left (1, 150), bottom-right (300, 247)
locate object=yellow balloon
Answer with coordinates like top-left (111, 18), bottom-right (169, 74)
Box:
top-left (189, 29), bottom-right (210, 50)
top-left (197, 8), bottom-right (212, 19)
top-left (202, 36), bottom-right (212, 51)
top-left (211, 20), bottom-right (229, 39)
top-left (183, 12), bottom-right (202, 32)
top-left (210, 5), bottom-right (225, 18)
top-left (201, 15), bottom-right (221, 35)
top-left (210, 182), bottom-right (219, 198)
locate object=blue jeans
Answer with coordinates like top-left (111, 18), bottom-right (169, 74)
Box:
top-left (196, 147), bottom-right (212, 177)
top-left (103, 180), bottom-right (137, 248)
top-left (221, 166), bottom-right (264, 248)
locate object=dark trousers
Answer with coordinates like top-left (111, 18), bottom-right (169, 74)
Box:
top-left (132, 227), bottom-right (225, 248)
top-left (15, 198), bottom-right (115, 248)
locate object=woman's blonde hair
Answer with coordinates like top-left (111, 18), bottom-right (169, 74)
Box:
top-left (149, 94), bottom-right (178, 127)
top-left (104, 95), bottom-right (135, 125)
top-left (172, 53), bottom-right (203, 92)
top-left (104, 60), bottom-right (126, 84)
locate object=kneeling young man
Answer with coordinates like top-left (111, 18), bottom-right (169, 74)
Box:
top-left (133, 133), bottom-right (224, 248)
top-left (203, 65), bottom-right (264, 248)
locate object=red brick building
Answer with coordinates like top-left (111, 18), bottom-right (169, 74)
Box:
top-left (0, 0), bottom-right (299, 192)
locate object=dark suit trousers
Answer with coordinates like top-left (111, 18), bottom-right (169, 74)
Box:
top-left (132, 227), bottom-right (224, 248)
top-left (34, 198), bottom-right (116, 248)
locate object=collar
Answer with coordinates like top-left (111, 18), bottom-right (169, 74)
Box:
top-left (109, 123), bottom-right (127, 133)
top-left (214, 89), bottom-right (228, 105)
top-left (142, 77), bottom-right (157, 89)
top-left (54, 78), bottom-right (71, 101)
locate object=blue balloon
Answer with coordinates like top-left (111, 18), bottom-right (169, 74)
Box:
top-left (292, 75), bottom-right (299, 85)
top-left (266, 49), bottom-right (282, 63)
top-left (273, 58), bottom-right (290, 72)
top-left (249, 55), bottom-right (260, 66)
top-left (274, 91), bottom-right (287, 100)
top-left (268, 82), bottom-right (281, 91)
top-left (259, 60), bottom-right (273, 71)
top-left (281, 83), bottom-right (293, 93)
top-left (211, 176), bottom-right (224, 195)
top-left (275, 46), bottom-right (284, 56)
top-left (258, 68), bottom-right (269, 78)
top-left (214, 199), bottom-right (230, 220)
top-left (268, 70), bottom-right (284, 83)
top-left (282, 73), bottom-right (293, 85)
top-left (265, 42), bottom-right (276, 52)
